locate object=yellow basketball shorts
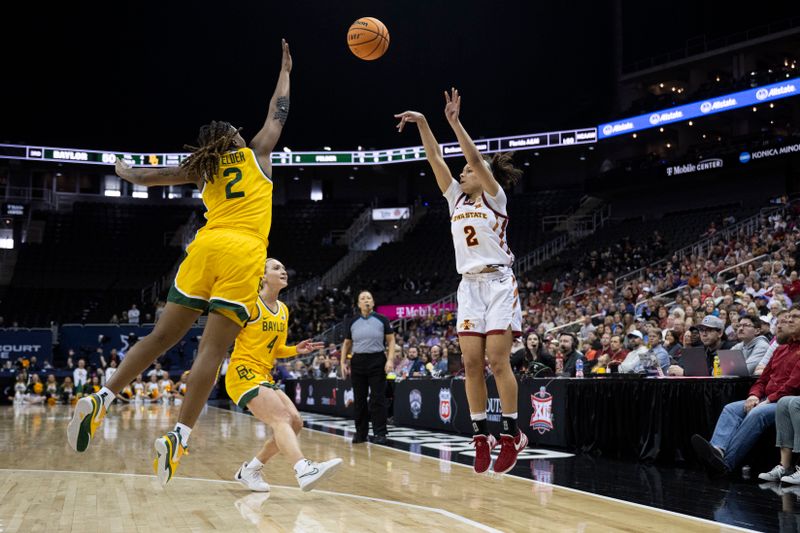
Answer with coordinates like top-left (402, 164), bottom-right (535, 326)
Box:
top-left (225, 361), bottom-right (280, 409)
top-left (168, 228), bottom-right (266, 327)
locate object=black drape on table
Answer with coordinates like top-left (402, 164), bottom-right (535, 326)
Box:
top-left (566, 377), bottom-right (755, 462)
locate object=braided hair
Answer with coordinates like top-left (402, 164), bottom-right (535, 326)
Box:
top-left (484, 152), bottom-right (523, 188)
top-left (180, 120), bottom-right (242, 184)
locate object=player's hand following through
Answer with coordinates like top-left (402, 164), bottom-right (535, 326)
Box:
top-left (444, 87), bottom-right (461, 123)
top-left (394, 111), bottom-right (425, 132)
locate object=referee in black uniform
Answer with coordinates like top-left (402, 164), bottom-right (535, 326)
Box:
top-left (342, 290), bottom-right (395, 444)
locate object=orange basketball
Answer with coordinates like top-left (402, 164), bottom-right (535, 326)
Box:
top-left (347, 17), bottom-right (390, 61)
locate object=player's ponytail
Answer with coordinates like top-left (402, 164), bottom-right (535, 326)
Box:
top-left (485, 152), bottom-right (523, 188)
top-left (181, 120), bottom-right (242, 184)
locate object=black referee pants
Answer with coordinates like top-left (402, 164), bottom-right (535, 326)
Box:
top-left (351, 352), bottom-right (388, 438)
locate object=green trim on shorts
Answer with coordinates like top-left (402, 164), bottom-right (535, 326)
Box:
top-left (168, 284), bottom-right (209, 312)
top-left (209, 298), bottom-right (250, 324)
top-left (237, 381), bottom-right (281, 409)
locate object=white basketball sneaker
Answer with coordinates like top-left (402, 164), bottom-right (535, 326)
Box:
top-left (295, 458), bottom-right (343, 492)
top-left (235, 461), bottom-right (270, 492)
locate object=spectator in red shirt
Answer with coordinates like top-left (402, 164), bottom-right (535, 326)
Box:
top-left (784, 271), bottom-right (800, 302)
top-left (691, 307), bottom-right (800, 476)
top-left (606, 335), bottom-right (628, 366)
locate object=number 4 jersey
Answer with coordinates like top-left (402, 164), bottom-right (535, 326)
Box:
top-left (229, 297), bottom-right (298, 383)
top-left (444, 180), bottom-right (514, 274)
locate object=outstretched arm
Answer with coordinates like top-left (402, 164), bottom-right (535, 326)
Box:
top-left (115, 157), bottom-right (198, 187)
top-left (443, 88), bottom-right (500, 196)
top-left (275, 338), bottom-right (325, 360)
top-left (394, 111), bottom-right (454, 194)
top-left (250, 39), bottom-right (292, 176)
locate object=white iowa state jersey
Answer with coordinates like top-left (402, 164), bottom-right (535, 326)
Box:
top-left (444, 180), bottom-right (514, 274)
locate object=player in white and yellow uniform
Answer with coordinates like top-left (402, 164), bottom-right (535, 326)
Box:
top-left (67, 40), bottom-right (294, 489)
top-left (395, 89), bottom-right (528, 476)
top-left (226, 258), bottom-right (342, 492)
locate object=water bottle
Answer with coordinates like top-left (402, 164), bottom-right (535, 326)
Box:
top-left (713, 355), bottom-right (722, 377)
top-left (575, 358), bottom-right (584, 378)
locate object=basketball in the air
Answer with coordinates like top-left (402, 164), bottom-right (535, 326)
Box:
top-left (347, 17), bottom-right (390, 61)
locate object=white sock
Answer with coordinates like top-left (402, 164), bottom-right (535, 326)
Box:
top-left (505, 412), bottom-right (518, 419)
top-left (174, 423), bottom-right (192, 445)
top-left (470, 412), bottom-right (487, 421)
top-left (293, 458), bottom-right (309, 475)
top-left (247, 457), bottom-right (264, 470)
top-left (98, 387), bottom-right (115, 409)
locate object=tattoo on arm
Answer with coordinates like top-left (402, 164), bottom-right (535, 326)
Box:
top-left (274, 96), bottom-right (290, 127)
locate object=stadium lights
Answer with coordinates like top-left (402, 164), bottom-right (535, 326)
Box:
top-left (323, 146), bottom-right (332, 151)
top-left (283, 147), bottom-right (292, 153)
top-left (659, 127), bottom-right (664, 132)
top-left (688, 121), bottom-right (693, 126)
top-left (632, 133), bottom-right (637, 138)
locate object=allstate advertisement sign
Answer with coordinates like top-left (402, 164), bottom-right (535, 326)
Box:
top-left (598, 78), bottom-right (800, 139)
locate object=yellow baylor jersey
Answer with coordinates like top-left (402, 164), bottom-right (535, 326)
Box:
top-left (230, 297), bottom-right (297, 379)
top-left (199, 147), bottom-right (273, 244)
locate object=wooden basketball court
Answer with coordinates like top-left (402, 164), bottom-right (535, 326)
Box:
top-left (0, 404), bottom-right (755, 532)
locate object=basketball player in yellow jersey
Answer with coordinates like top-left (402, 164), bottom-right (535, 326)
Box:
top-left (67, 39), bottom-right (292, 487)
top-left (227, 258), bottom-right (343, 492)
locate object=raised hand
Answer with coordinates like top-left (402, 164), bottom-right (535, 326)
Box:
top-left (393, 110), bottom-right (426, 132)
top-left (444, 87), bottom-right (461, 123)
top-left (281, 38), bottom-right (292, 73)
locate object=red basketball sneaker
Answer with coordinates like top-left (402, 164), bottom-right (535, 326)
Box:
top-left (471, 434), bottom-right (497, 474)
top-left (493, 431), bottom-right (528, 474)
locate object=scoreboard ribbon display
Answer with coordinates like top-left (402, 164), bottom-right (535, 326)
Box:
top-left (0, 126), bottom-right (597, 168)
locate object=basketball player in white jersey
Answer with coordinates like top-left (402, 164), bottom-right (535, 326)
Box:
top-left (395, 88), bottom-right (528, 474)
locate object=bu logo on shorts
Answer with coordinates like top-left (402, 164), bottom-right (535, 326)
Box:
top-left (236, 364), bottom-right (256, 381)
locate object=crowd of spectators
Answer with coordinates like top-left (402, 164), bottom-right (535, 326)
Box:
top-left (4, 351), bottom-right (188, 407)
top-left (279, 198), bottom-right (800, 383)
top-left (6, 196), bottom-right (800, 396)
